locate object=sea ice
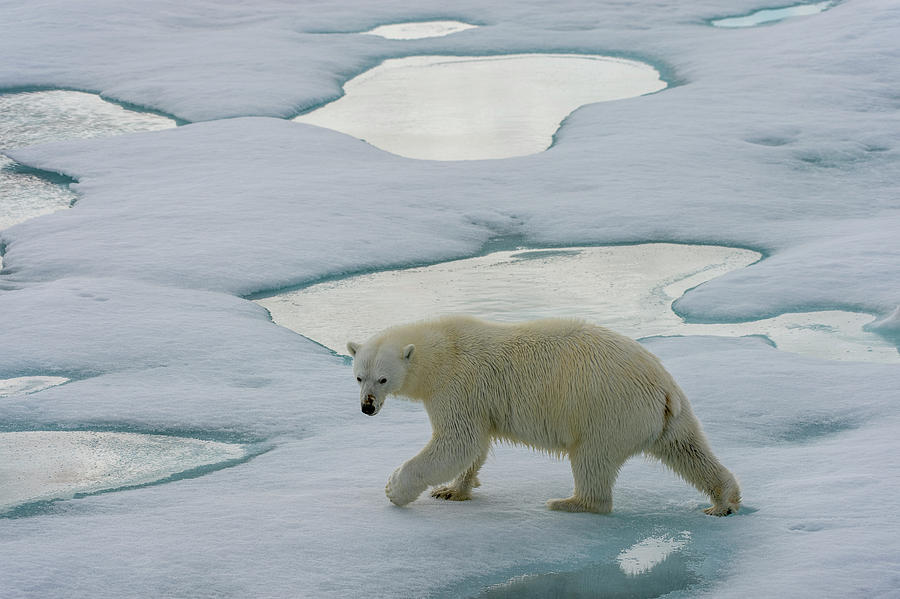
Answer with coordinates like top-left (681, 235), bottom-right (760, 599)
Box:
top-left (0, 0), bottom-right (898, 597)
top-left (0, 90), bottom-right (175, 231)
top-left (361, 20), bottom-right (478, 39)
top-left (256, 244), bottom-right (897, 363)
top-left (0, 91), bottom-right (175, 146)
top-left (478, 546), bottom-right (699, 598)
top-left (0, 431), bottom-right (249, 514)
top-left (0, 376), bottom-right (69, 397)
top-left (711, 2), bottom-right (833, 28)
top-left (295, 54), bottom-right (666, 160)
top-left (0, 161), bottom-right (73, 232)
top-left (616, 532), bottom-right (692, 576)
top-left (871, 306), bottom-right (900, 333)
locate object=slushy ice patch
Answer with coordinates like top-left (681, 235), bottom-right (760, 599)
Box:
top-left (361, 20), bottom-right (477, 39)
top-left (0, 90), bottom-right (175, 230)
top-left (0, 160), bottom-right (75, 232)
top-left (0, 376), bottom-right (69, 397)
top-left (616, 532), bottom-right (692, 576)
top-left (0, 431), bottom-right (249, 514)
top-left (294, 54), bottom-right (666, 160)
top-left (711, 2), bottom-right (833, 28)
top-left (0, 90), bottom-right (176, 145)
top-left (256, 244), bottom-right (897, 363)
top-left (477, 544), bottom-right (699, 598)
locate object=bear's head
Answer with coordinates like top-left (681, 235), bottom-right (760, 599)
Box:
top-left (346, 340), bottom-right (415, 416)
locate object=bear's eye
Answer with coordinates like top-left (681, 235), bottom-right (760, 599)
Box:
top-left (379, 378), bottom-right (387, 385)
top-left (356, 377), bottom-right (362, 383)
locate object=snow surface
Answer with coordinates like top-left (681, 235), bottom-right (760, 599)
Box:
top-left (1, 0), bottom-right (899, 597)
top-left (0, 90), bottom-right (174, 232)
top-left (257, 244), bottom-right (897, 363)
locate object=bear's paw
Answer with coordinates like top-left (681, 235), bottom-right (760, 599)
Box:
top-left (431, 485), bottom-right (472, 501)
top-left (546, 496), bottom-right (611, 514)
top-left (704, 503), bottom-right (738, 517)
top-left (385, 466), bottom-right (426, 506)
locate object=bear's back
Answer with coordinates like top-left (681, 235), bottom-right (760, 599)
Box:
top-left (422, 315), bottom-right (675, 451)
top-left (430, 315), bottom-right (674, 402)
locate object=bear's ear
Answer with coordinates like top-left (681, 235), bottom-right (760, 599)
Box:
top-left (403, 344), bottom-right (415, 361)
top-left (347, 342), bottom-right (360, 357)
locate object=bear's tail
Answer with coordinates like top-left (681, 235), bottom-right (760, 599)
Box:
top-left (650, 395), bottom-right (741, 516)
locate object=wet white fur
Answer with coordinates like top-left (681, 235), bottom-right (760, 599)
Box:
top-left (348, 315), bottom-right (740, 516)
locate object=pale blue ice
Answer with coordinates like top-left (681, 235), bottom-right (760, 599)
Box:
top-left (711, 2), bottom-right (834, 28)
top-left (1, 1), bottom-right (899, 598)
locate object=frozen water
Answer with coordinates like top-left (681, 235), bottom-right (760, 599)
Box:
top-left (711, 2), bottom-right (833, 28)
top-left (295, 54), bottom-right (666, 160)
top-left (0, 90), bottom-right (175, 231)
top-left (479, 549), bottom-right (699, 598)
top-left (0, 376), bottom-right (69, 397)
top-left (0, 0), bottom-right (899, 597)
top-left (0, 90), bottom-right (175, 148)
top-left (0, 161), bottom-right (74, 232)
top-left (0, 431), bottom-right (249, 514)
top-left (617, 532), bottom-right (691, 576)
top-left (256, 244), bottom-right (898, 363)
top-left (4, 112), bottom-right (895, 322)
top-left (871, 305), bottom-right (900, 334)
top-left (361, 20), bottom-right (478, 39)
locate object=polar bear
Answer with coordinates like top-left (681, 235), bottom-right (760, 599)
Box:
top-left (347, 315), bottom-right (740, 516)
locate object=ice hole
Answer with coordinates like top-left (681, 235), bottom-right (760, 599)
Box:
top-left (0, 90), bottom-right (176, 231)
top-left (361, 20), bottom-right (478, 39)
top-left (294, 54), bottom-right (666, 160)
top-left (255, 244), bottom-right (898, 363)
top-left (0, 376), bottom-right (69, 397)
top-left (710, 1), bottom-right (833, 28)
top-left (0, 431), bottom-right (249, 514)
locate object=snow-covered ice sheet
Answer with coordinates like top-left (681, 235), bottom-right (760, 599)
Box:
top-left (2, 336), bottom-right (899, 598)
top-left (256, 244), bottom-right (897, 363)
top-left (3, 114), bottom-right (897, 323)
top-left (1, 0), bottom-right (899, 597)
top-left (0, 90), bottom-right (175, 231)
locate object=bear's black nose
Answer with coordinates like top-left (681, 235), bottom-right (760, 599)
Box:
top-left (361, 402), bottom-right (376, 416)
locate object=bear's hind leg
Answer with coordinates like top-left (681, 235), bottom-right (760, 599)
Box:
top-left (432, 446), bottom-right (489, 501)
top-left (649, 429), bottom-right (741, 516)
top-left (547, 447), bottom-right (620, 514)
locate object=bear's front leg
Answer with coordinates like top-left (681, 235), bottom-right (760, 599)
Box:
top-left (431, 447), bottom-right (489, 501)
top-left (385, 430), bottom-right (487, 507)
top-left (385, 464), bottom-right (428, 507)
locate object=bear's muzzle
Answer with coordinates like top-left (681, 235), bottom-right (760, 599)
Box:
top-left (361, 394), bottom-right (378, 416)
